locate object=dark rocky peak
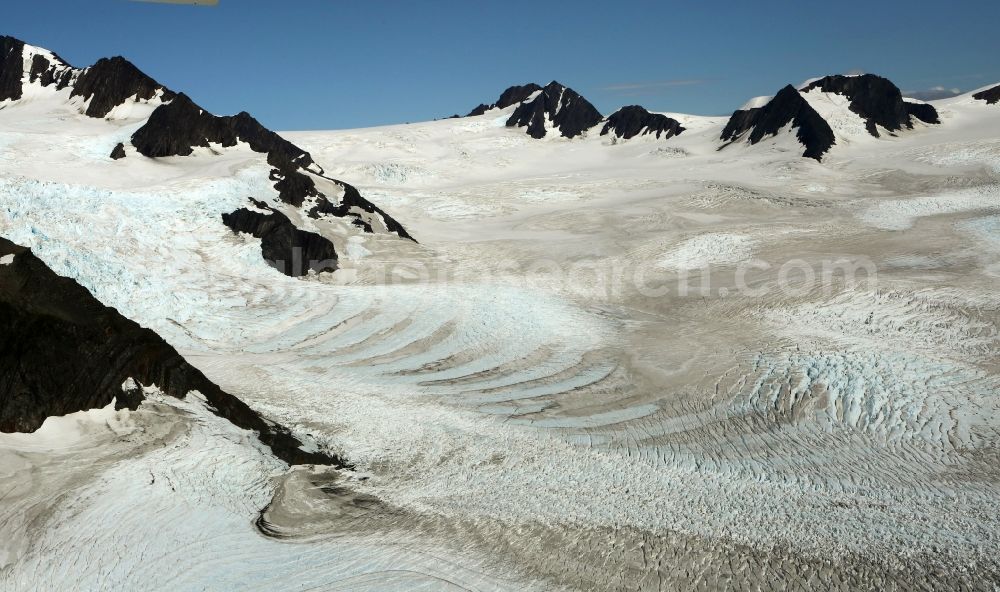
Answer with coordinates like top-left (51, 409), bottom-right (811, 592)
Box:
top-left (0, 237), bottom-right (345, 467)
top-left (721, 85), bottom-right (835, 161)
top-left (0, 36), bottom-right (173, 118)
top-left (973, 84), bottom-right (1000, 105)
top-left (467, 83), bottom-right (543, 116)
top-left (601, 105), bottom-right (685, 141)
top-left (506, 80), bottom-right (603, 139)
top-left (801, 74), bottom-right (939, 136)
top-left (71, 55), bottom-right (175, 118)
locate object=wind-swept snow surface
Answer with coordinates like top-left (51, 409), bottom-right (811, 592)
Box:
top-left (2, 61), bottom-right (1000, 589)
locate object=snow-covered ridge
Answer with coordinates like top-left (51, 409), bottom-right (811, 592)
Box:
top-left (739, 95), bottom-right (774, 110)
top-left (0, 35), bottom-right (173, 120)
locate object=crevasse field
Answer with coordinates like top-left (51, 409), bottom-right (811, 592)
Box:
top-left (2, 79), bottom-right (1000, 590)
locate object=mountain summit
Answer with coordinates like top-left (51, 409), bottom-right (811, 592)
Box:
top-left (467, 81), bottom-right (604, 139)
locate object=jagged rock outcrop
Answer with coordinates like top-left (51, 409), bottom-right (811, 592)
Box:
top-left (601, 105), bottom-right (685, 140)
top-left (110, 142), bottom-right (126, 160)
top-left (467, 83), bottom-right (543, 116)
top-left (721, 85), bottom-right (835, 161)
top-left (973, 84), bottom-right (1000, 105)
top-left (801, 74), bottom-right (939, 136)
top-left (222, 201), bottom-right (338, 277)
top-left (0, 237), bottom-right (344, 467)
top-left (308, 182), bottom-right (414, 239)
top-left (506, 81), bottom-right (603, 139)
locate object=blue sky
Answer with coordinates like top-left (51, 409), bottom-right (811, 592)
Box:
top-left (6, 0), bottom-right (999, 130)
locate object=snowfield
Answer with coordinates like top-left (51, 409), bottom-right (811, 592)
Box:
top-left (2, 82), bottom-right (1000, 590)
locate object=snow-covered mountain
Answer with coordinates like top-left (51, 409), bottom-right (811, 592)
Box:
top-left (720, 74), bottom-right (942, 161)
top-left (0, 36), bottom-right (172, 117)
top-left (469, 80), bottom-right (603, 139)
top-left (464, 72), bottom-right (983, 161)
top-left (468, 81), bottom-right (689, 142)
top-left (0, 34), bottom-right (413, 277)
top-left (720, 84), bottom-right (835, 160)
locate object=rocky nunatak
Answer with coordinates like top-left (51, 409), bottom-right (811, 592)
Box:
top-left (222, 200), bottom-right (338, 277)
